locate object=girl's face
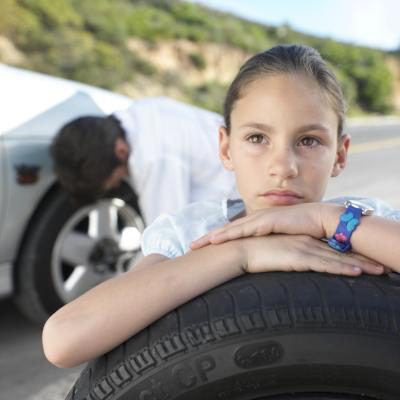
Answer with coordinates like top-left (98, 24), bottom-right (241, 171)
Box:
top-left (219, 73), bottom-right (349, 213)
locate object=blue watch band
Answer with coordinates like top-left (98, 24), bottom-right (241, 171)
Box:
top-left (328, 204), bottom-right (363, 252)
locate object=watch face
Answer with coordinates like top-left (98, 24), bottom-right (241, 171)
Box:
top-left (345, 200), bottom-right (374, 215)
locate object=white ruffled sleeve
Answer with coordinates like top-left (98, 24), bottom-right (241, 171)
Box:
top-left (326, 196), bottom-right (400, 221)
top-left (141, 213), bottom-right (185, 259)
top-left (374, 200), bottom-right (400, 221)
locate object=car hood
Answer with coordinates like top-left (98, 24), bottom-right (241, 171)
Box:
top-left (0, 63), bottom-right (131, 138)
top-left (3, 91), bottom-right (108, 141)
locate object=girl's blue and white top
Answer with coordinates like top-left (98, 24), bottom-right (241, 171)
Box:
top-left (141, 197), bottom-right (400, 259)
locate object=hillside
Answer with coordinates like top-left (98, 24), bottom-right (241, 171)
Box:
top-left (0, 0), bottom-right (399, 115)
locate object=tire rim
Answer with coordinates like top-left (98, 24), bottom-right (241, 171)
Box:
top-left (52, 198), bottom-right (145, 303)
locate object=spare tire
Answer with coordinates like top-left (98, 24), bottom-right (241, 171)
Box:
top-left (65, 272), bottom-right (400, 400)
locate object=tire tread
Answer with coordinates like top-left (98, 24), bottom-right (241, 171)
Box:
top-left (66, 273), bottom-right (400, 400)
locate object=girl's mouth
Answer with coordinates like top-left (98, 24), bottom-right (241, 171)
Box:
top-left (260, 190), bottom-right (304, 205)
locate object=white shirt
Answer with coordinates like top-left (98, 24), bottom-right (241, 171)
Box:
top-left (114, 97), bottom-right (238, 224)
top-left (141, 197), bottom-right (400, 259)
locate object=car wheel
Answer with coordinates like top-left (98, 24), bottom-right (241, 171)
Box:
top-left (14, 182), bottom-right (145, 324)
top-left (66, 272), bottom-right (400, 400)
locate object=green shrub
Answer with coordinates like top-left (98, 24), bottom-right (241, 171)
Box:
top-left (19, 0), bottom-right (82, 29)
top-left (318, 41), bottom-right (394, 113)
top-left (185, 81), bottom-right (228, 113)
top-left (125, 5), bottom-right (176, 40)
top-left (161, 70), bottom-right (184, 88)
top-left (188, 52), bottom-right (206, 70)
top-left (0, 0), bottom-right (18, 34)
top-left (332, 67), bottom-right (357, 111)
top-left (131, 54), bottom-right (157, 77)
top-left (71, 0), bottom-right (128, 45)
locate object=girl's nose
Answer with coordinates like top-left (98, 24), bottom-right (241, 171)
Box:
top-left (267, 146), bottom-right (298, 179)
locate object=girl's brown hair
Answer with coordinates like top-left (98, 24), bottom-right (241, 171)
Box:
top-left (223, 44), bottom-right (346, 136)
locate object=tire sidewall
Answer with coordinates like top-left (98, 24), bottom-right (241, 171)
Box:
top-left (67, 273), bottom-right (400, 400)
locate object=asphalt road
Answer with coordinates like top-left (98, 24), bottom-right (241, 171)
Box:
top-left (326, 120), bottom-right (400, 208)
top-left (0, 299), bottom-right (83, 400)
top-left (1, 120), bottom-right (399, 400)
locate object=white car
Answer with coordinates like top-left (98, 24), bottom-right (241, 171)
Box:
top-left (0, 64), bottom-right (145, 323)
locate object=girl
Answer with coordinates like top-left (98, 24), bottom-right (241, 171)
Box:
top-left (42, 44), bottom-right (400, 369)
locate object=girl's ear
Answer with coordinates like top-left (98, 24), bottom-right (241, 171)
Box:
top-left (331, 134), bottom-right (350, 177)
top-left (114, 137), bottom-right (130, 162)
top-left (219, 126), bottom-right (234, 171)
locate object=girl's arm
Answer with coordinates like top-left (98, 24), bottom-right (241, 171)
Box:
top-left (191, 203), bottom-right (400, 271)
top-left (42, 232), bottom-right (381, 368)
top-left (43, 241), bottom-right (243, 368)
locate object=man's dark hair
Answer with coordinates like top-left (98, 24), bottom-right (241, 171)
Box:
top-left (51, 114), bottom-right (125, 204)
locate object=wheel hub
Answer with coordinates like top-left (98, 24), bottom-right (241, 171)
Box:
top-left (52, 196), bottom-right (145, 303)
top-left (89, 238), bottom-right (121, 272)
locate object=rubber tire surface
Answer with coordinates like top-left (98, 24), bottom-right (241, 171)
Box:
top-left (14, 183), bottom-right (140, 324)
top-left (66, 272), bottom-right (400, 400)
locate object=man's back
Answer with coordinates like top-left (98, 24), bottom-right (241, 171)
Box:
top-left (114, 97), bottom-right (238, 224)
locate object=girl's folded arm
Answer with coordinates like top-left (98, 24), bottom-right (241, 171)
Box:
top-left (193, 203), bottom-right (400, 272)
top-left (42, 240), bottom-right (245, 369)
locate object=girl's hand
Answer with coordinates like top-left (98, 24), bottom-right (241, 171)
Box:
top-left (239, 234), bottom-right (385, 277)
top-left (191, 203), bottom-right (333, 250)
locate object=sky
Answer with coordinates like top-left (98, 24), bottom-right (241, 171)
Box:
top-left (190, 0), bottom-right (400, 50)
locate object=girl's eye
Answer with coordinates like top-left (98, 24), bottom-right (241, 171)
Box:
top-left (298, 136), bottom-right (321, 147)
top-left (247, 134), bottom-right (267, 144)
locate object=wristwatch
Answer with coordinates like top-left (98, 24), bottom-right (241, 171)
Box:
top-left (328, 200), bottom-right (374, 252)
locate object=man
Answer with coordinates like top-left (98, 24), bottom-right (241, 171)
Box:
top-left (51, 97), bottom-right (238, 224)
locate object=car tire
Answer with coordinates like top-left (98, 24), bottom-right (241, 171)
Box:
top-left (13, 182), bottom-right (144, 324)
top-left (65, 272), bottom-right (400, 400)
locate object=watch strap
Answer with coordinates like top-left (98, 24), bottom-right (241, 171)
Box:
top-left (328, 204), bottom-right (363, 252)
